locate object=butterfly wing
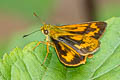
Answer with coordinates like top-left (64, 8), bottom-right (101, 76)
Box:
top-left (56, 22), bottom-right (107, 39)
top-left (51, 38), bottom-right (87, 66)
top-left (51, 22), bottom-right (106, 55)
top-left (57, 36), bottom-right (100, 56)
top-left (50, 22), bottom-right (107, 66)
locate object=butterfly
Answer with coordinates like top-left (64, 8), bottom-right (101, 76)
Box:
top-left (23, 13), bottom-right (107, 66)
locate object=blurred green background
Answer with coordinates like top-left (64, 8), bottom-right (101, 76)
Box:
top-left (0, 0), bottom-right (120, 58)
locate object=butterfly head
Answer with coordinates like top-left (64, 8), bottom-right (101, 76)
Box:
top-left (40, 24), bottom-right (51, 35)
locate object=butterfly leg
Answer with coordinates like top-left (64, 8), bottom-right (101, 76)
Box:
top-left (32, 41), bottom-right (46, 50)
top-left (33, 41), bottom-right (54, 65)
top-left (41, 41), bottom-right (50, 65)
top-left (41, 41), bottom-right (55, 65)
top-left (33, 35), bottom-right (54, 65)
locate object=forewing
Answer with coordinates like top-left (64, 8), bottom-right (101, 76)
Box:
top-left (51, 38), bottom-right (87, 66)
top-left (56, 21), bottom-right (107, 39)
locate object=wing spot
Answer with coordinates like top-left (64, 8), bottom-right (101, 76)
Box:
top-left (59, 42), bottom-right (65, 50)
top-left (61, 51), bottom-right (75, 62)
top-left (85, 23), bottom-right (100, 37)
top-left (61, 27), bottom-right (86, 32)
top-left (80, 37), bottom-right (99, 51)
top-left (70, 35), bottom-right (83, 40)
top-left (74, 44), bottom-right (82, 49)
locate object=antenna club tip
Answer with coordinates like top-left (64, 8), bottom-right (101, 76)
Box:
top-left (33, 12), bottom-right (37, 16)
top-left (23, 35), bottom-right (28, 38)
top-left (22, 29), bottom-right (40, 38)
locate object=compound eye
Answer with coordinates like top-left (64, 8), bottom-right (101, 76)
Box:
top-left (44, 30), bottom-right (49, 35)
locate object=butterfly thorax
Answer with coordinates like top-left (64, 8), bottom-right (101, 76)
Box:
top-left (41, 24), bottom-right (69, 40)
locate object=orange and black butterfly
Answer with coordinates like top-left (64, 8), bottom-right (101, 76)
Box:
top-left (23, 13), bottom-right (107, 66)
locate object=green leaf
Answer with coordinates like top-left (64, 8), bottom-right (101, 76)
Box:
top-left (0, 17), bottom-right (120, 80)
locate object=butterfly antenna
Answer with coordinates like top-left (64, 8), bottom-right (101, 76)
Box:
top-left (33, 12), bottom-right (46, 25)
top-left (23, 29), bottom-right (40, 38)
